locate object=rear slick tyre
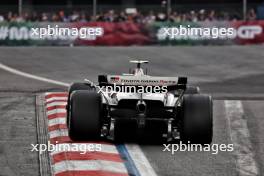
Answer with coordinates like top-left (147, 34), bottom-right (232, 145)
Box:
top-left (180, 94), bottom-right (213, 144)
top-left (66, 83), bottom-right (93, 127)
top-left (68, 90), bottom-right (102, 141)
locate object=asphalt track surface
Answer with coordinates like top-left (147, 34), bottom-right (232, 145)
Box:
top-left (0, 46), bottom-right (264, 176)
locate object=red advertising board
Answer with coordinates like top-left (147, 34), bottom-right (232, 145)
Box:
top-left (0, 21), bottom-right (264, 45)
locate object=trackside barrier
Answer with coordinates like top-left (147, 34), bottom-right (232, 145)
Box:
top-left (0, 21), bottom-right (264, 46)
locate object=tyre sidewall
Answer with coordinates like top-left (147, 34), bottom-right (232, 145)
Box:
top-left (180, 94), bottom-right (213, 144)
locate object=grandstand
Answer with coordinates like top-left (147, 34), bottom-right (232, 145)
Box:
top-left (0, 0), bottom-right (263, 46)
top-left (0, 0), bottom-right (263, 22)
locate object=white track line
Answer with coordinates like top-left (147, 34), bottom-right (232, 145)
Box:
top-left (49, 129), bottom-right (68, 139)
top-left (0, 62), bottom-right (70, 87)
top-left (46, 102), bottom-right (67, 108)
top-left (48, 117), bottom-right (66, 127)
top-left (45, 92), bottom-right (68, 96)
top-left (47, 108), bottom-right (66, 116)
top-left (125, 144), bottom-right (157, 176)
top-left (225, 101), bottom-right (259, 176)
top-left (46, 97), bottom-right (68, 102)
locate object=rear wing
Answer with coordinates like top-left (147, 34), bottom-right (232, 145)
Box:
top-left (130, 60), bottom-right (149, 69)
top-left (98, 75), bottom-right (187, 90)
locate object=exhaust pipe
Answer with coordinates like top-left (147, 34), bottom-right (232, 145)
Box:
top-left (137, 100), bottom-right (146, 113)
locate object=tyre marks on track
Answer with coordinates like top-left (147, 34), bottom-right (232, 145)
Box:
top-left (225, 101), bottom-right (259, 176)
top-left (37, 92), bottom-right (157, 176)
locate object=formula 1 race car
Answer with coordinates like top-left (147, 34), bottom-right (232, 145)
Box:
top-left (66, 61), bottom-right (213, 144)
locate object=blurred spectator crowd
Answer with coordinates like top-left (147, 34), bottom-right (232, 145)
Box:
top-left (0, 8), bottom-right (257, 23)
